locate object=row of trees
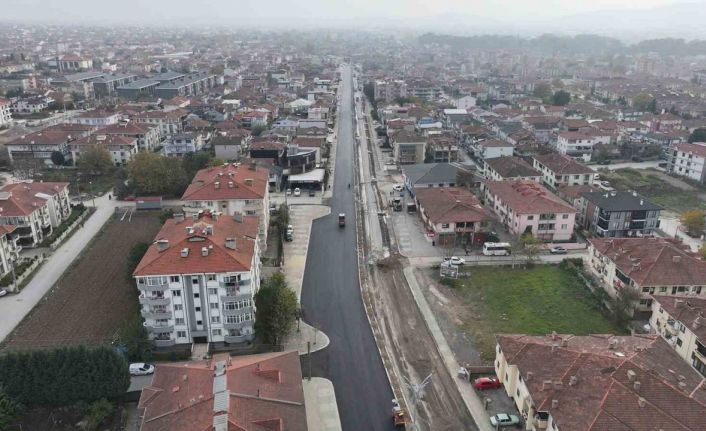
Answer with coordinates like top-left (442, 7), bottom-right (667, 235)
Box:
top-left (532, 83), bottom-right (571, 106)
top-left (0, 346), bottom-right (130, 408)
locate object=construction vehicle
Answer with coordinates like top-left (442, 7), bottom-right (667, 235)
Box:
top-left (392, 399), bottom-right (407, 428)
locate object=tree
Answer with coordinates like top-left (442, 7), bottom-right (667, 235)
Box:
top-left (254, 273), bottom-right (298, 346)
top-left (533, 83), bottom-right (552, 101)
top-left (610, 285), bottom-right (641, 326)
top-left (680, 209), bottom-right (706, 236)
top-left (689, 128), bottom-right (706, 143)
top-left (251, 125), bottom-right (266, 136)
top-left (127, 152), bottom-right (188, 196)
top-left (551, 90), bottom-right (571, 106)
top-left (50, 151), bottom-right (65, 166)
top-left (514, 232), bottom-right (543, 266)
top-left (0, 386), bottom-right (20, 429)
top-left (128, 242), bottom-right (150, 277)
top-left (182, 151), bottom-right (212, 177)
top-left (84, 399), bottom-right (115, 431)
top-left (699, 244), bottom-right (706, 260)
top-left (632, 93), bottom-right (653, 111)
top-left (78, 145), bottom-right (113, 176)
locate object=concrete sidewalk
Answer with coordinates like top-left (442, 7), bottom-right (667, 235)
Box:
top-left (303, 377), bottom-right (342, 431)
top-left (402, 266), bottom-right (495, 431)
top-left (0, 192), bottom-right (117, 343)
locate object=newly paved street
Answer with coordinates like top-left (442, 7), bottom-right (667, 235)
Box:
top-left (300, 65), bottom-right (395, 431)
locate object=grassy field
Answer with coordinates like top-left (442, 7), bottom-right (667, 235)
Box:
top-left (599, 168), bottom-right (706, 213)
top-left (445, 265), bottom-right (622, 361)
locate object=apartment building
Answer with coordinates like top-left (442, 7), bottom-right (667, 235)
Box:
top-left (427, 136), bottom-right (459, 163)
top-left (484, 156), bottom-right (541, 182)
top-left (482, 180), bottom-right (576, 241)
top-left (91, 73), bottom-right (138, 98)
top-left (0, 226), bottom-right (20, 278)
top-left (162, 133), bottom-right (204, 157)
top-left (556, 130), bottom-right (611, 161)
top-left (56, 54), bottom-right (93, 72)
top-left (392, 130), bottom-right (426, 165)
top-left (650, 296), bottom-right (706, 377)
top-left (94, 121), bottom-right (160, 152)
top-left (494, 333), bottom-right (706, 431)
top-left (0, 97), bottom-right (11, 127)
top-left (668, 142), bottom-right (706, 183)
top-left (133, 212), bottom-right (261, 347)
top-left (587, 237), bottom-right (706, 311)
top-left (532, 153), bottom-right (597, 189)
top-left (473, 139), bottom-right (513, 161)
top-left (71, 109), bottom-right (121, 127)
top-left (414, 187), bottom-right (491, 246)
top-left (373, 79), bottom-right (407, 103)
top-left (69, 134), bottom-right (138, 166)
top-left (0, 182), bottom-right (71, 248)
top-left (132, 109), bottom-right (188, 137)
top-left (5, 129), bottom-right (89, 164)
top-left (578, 191), bottom-right (661, 237)
top-left (181, 163), bottom-right (270, 246)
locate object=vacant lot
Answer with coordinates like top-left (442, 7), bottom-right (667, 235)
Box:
top-left (2, 212), bottom-right (162, 351)
top-left (428, 265), bottom-right (622, 362)
top-left (599, 168), bottom-right (706, 213)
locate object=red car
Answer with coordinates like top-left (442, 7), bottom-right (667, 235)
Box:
top-left (473, 377), bottom-right (501, 390)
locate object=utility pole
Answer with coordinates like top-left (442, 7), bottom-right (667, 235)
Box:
top-left (307, 341), bottom-right (311, 381)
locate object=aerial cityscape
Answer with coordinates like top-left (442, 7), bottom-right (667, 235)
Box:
top-left (3, 1), bottom-right (706, 430)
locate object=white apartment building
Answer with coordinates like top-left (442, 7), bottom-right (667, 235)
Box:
top-left (162, 133), bottom-right (204, 157)
top-left (556, 131), bottom-right (611, 162)
top-left (133, 109), bottom-right (187, 138)
top-left (69, 134), bottom-right (139, 167)
top-left (0, 226), bottom-right (21, 279)
top-left (0, 97), bottom-right (13, 127)
top-left (134, 212), bottom-right (261, 347)
top-left (72, 110), bottom-right (121, 127)
top-left (650, 295), bottom-right (706, 377)
top-left (95, 122), bottom-right (161, 152)
top-left (0, 182), bottom-right (71, 248)
top-left (532, 153), bottom-right (597, 189)
top-left (587, 237), bottom-right (706, 312)
top-left (668, 142), bottom-right (706, 183)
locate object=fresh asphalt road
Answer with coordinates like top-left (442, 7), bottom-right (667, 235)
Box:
top-left (300, 65), bottom-right (395, 430)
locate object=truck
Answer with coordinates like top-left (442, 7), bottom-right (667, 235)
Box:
top-left (338, 213), bottom-right (346, 227)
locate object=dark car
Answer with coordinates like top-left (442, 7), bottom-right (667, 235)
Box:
top-left (308, 188), bottom-right (315, 197)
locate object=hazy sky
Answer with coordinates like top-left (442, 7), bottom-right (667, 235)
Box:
top-left (0, 0), bottom-right (685, 23)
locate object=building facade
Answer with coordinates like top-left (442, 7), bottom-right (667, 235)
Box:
top-left (578, 191), bottom-right (661, 237)
top-left (650, 295), bottom-right (706, 377)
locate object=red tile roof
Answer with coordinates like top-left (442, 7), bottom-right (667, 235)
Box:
top-left (498, 334), bottom-right (706, 431)
top-left (71, 134), bottom-right (136, 148)
top-left (134, 212), bottom-right (258, 276)
top-left (138, 351), bottom-right (307, 431)
top-left (0, 182), bottom-right (69, 217)
top-left (674, 142), bottom-right (706, 158)
top-left (652, 295), bottom-right (706, 341)
top-left (96, 122), bottom-right (156, 135)
top-left (588, 237), bottom-right (706, 287)
top-left (533, 153), bottom-right (595, 175)
top-left (8, 130), bottom-right (78, 146)
top-left (414, 187), bottom-right (491, 224)
top-left (181, 163), bottom-right (269, 202)
top-left (483, 180), bottom-right (575, 214)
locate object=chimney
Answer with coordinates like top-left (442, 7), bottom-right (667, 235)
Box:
top-left (673, 255), bottom-right (682, 263)
top-left (561, 338), bottom-right (568, 348)
top-left (637, 397), bottom-right (646, 408)
top-left (225, 237), bottom-right (237, 250)
top-left (228, 181), bottom-right (234, 188)
top-left (155, 239), bottom-right (169, 252)
top-left (551, 331), bottom-right (558, 340)
top-left (174, 212), bottom-right (185, 223)
top-left (634, 381), bottom-right (641, 391)
top-left (639, 199), bottom-right (644, 206)
top-left (201, 246), bottom-right (209, 257)
top-left (608, 338), bottom-right (618, 350)
top-left (542, 380), bottom-right (553, 391)
top-left (678, 381), bottom-right (688, 391)
top-left (627, 369), bottom-right (636, 382)
top-left (526, 371), bottom-right (533, 381)
top-left (244, 178), bottom-right (254, 186)
top-left (551, 399), bottom-right (559, 409)
top-left (569, 375), bottom-right (578, 386)
top-left (553, 380), bottom-right (563, 390)
top-left (214, 181), bottom-right (220, 189)
top-left (249, 162), bottom-right (257, 171)
top-left (676, 299), bottom-right (685, 309)
top-left (180, 248), bottom-right (189, 258)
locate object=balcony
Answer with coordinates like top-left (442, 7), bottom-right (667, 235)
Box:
top-left (137, 281), bottom-right (169, 292)
top-left (222, 305), bottom-right (253, 316)
top-left (141, 308), bottom-right (173, 320)
top-left (153, 338), bottom-right (176, 348)
top-left (224, 334), bottom-right (251, 344)
top-left (143, 322), bottom-right (174, 333)
top-left (223, 321), bottom-right (252, 330)
top-left (138, 295), bottom-right (170, 306)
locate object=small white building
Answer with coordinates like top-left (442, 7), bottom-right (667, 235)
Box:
top-left (162, 133), bottom-right (204, 157)
top-left (0, 97), bottom-right (11, 127)
top-left (668, 142), bottom-right (706, 183)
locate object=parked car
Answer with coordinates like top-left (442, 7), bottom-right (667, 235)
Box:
top-left (489, 413), bottom-right (521, 428)
top-left (308, 188), bottom-right (316, 197)
top-left (473, 377), bottom-right (501, 390)
top-left (0, 288), bottom-right (7, 297)
top-left (392, 184), bottom-right (404, 192)
top-left (129, 363), bottom-right (155, 376)
top-left (443, 256), bottom-right (466, 266)
top-left (294, 188), bottom-right (301, 197)
top-left (285, 232), bottom-right (293, 242)
top-left (286, 188), bottom-right (292, 196)
top-left (549, 246), bottom-right (567, 255)
top-left (286, 225), bottom-right (294, 234)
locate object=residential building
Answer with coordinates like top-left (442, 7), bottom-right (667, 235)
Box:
top-left (249, 140), bottom-right (286, 164)
top-left (473, 139), bottom-right (513, 161)
top-left (163, 133), bottom-right (204, 157)
top-left (132, 109), bottom-right (188, 138)
top-left (0, 97), bottom-right (11, 127)
top-left (556, 130), bottom-right (611, 161)
top-left (427, 136), bottom-right (459, 163)
top-left (414, 187), bottom-right (491, 246)
top-left (94, 122), bottom-right (160, 152)
top-left (482, 180), bottom-right (576, 241)
top-left (10, 97), bottom-right (49, 114)
top-left (116, 79), bottom-right (160, 99)
top-left (532, 153), bottom-right (597, 189)
top-left (0, 225), bottom-right (20, 278)
top-left (138, 351), bottom-right (307, 431)
top-left (392, 130), bottom-right (426, 165)
top-left (56, 54), bottom-right (93, 72)
top-left (181, 163), bottom-right (270, 246)
top-left (495, 333), bottom-right (706, 431)
top-left (69, 134), bottom-right (138, 167)
top-left (152, 71), bottom-right (217, 99)
top-left (484, 156), bottom-right (541, 182)
top-left (402, 162), bottom-right (477, 195)
top-left (373, 79), bottom-right (407, 103)
top-left (91, 73), bottom-right (138, 98)
top-left (454, 95), bottom-right (477, 110)
top-left (0, 182), bottom-right (71, 248)
top-left (587, 237), bottom-right (706, 311)
top-left (578, 191), bottom-right (661, 237)
top-left (5, 129), bottom-right (88, 164)
top-left (71, 109), bottom-right (121, 127)
top-left (650, 295), bottom-right (706, 376)
top-left (668, 142), bottom-right (706, 183)
top-left (134, 211), bottom-right (261, 347)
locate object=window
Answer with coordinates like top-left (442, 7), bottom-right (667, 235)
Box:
top-left (177, 331), bottom-right (187, 338)
top-left (174, 304), bottom-right (183, 311)
top-left (441, 223), bottom-right (449, 229)
top-left (680, 323), bottom-right (686, 333)
top-left (192, 277), bottom-right (199, 284)
top-left (195, 306), bottom-right (201, 312)
top-left (207, 274), bottom-right (216, 281)
top-left (516, 389), bottom-right (520, 397)
top-left (677, 338), bottom-right (683, 347)
top-left (210, 303), bottom-right (219, 309)
top-left (170, 276), bottom-right (180, 283)
top-left (659, 307), bottom-right (663, 314)
top-left (172, 290), bottom-right (181, 297)
top-left (561, 224), bottom-right (567, 230)
top-left (660, 287), bottom-right (667, 293)
top-left (212, 329), bottom-right (222, 336)
top-left (196, 320), bottom-right (203, 325)
top-left (208, 288), bottom-right (218, 295)
top-left (211, 316), bottom-right (221, 324)
top-left (562, 214), bottom-right (569, 219)
top-left (175, 318), bottom-right (185, 325)
top-left (527, 215), bottom-right (534, 220)
top-left (194, 292), bottom-right (200, 299)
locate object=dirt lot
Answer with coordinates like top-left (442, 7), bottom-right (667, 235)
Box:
top-left (2, 212), bottom-right (162, 351)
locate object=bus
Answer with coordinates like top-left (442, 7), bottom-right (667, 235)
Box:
top-left (483, 242), bottom-right (512, 256)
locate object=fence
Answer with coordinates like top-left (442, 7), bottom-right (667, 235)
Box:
top-left (7, 255), bottom-right (45, 292)
top-left (49, 208), bottom-right (93, 251)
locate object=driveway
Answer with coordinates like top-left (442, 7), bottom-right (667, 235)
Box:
top-left (0, 192), bottom-right (117, 343)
